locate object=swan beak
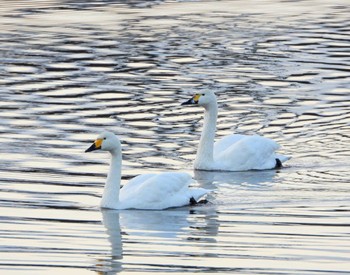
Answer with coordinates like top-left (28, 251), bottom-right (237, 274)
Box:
top-left (85, 139), bottom-right (103, 152)
top-left (181, 94), bottom-right (200, 105)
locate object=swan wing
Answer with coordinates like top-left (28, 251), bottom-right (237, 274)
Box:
top-left (214, 134), bottom-right (246, 154)
top-left (215, 135), bottom-right (281, 171)
top-left (120, 173), bottom-right (158, 193)
top-left (119, 172), bottom-right (209, 210)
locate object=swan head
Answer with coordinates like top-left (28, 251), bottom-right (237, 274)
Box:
top-left (85, 131), bottom-right (121, 153)
top-left (181, 91), bottom-right (216, 108)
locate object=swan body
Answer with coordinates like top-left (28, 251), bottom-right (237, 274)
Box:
top-left (85, 131), bottom-right (209, 210)
top-left (181, 91), bottom-right (290, 171)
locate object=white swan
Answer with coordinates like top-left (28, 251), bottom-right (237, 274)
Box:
top-left (181, 91), bottom-right (290, 171)
top-left (85, 131), bottom-right (209, 210)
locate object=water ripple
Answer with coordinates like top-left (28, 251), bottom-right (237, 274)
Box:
top-left (1, 0), bottom-right (350, 274)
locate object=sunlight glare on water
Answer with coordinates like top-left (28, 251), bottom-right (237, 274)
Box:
top-left (0, 0), bottom-right (350, 274)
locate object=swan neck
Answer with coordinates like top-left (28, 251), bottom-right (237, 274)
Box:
top-left (195, 103), bottom-right (218, 168)
top-left (102, 149), bottom-right (121, 208)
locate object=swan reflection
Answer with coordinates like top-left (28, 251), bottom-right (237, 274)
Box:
top-left (194, 169), bottom-right (278, 186)
top-left (95, 205), bottom-right (219, 273)
top-left (101, 210), bottom-right (123, 259)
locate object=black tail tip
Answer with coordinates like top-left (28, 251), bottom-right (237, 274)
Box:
top-left (190, 197), bottom-right (209, 206)
top-left (275, 158), bottom-right (282, 169)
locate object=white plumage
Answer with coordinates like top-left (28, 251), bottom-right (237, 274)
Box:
top-left (214, 134), bottom-right (280, 170)
top-left (182, 91), bottom-right (290, 171)
top-left (119, 172), bottom-right (207, 210)
top-left (85, 131), bottom-right (209, 210)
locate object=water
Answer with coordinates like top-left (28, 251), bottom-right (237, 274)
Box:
top-left (1, 0), bottom-right (350, 274)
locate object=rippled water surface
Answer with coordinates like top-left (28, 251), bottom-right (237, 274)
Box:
top-left (1, 0), bottom-right (350, 274)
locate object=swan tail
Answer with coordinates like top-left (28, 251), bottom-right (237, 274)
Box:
top-left (190, 197), bottom-right (209, 205)
top-left (190, 188), bottom-right (211, 202)
top-left (276, 154), bottom-right (291, 163)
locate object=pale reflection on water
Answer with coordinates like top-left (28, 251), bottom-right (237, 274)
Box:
top-left (1, 0), bottom-right (350, 274)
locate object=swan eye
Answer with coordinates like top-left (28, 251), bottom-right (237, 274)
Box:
top-left (201, 94), bottom-right (205, 96)
top-left (103, 137), bottom-right (106, 140)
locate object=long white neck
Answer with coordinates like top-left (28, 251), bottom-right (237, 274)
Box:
top-left (101, 149), bottom-right (122, 209)
top-left (194, 101), bottom-right (218, 170)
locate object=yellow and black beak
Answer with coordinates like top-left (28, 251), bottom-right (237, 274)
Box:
top-left (181, 94), bottom-right (200, 105)
top-left (85, 139), bottom-right (103, 153)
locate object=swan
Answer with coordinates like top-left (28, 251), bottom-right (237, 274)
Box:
top-left (85, 131), bottom-right (209, 210)
top-left (181, 91), bottom-right (290, 171)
